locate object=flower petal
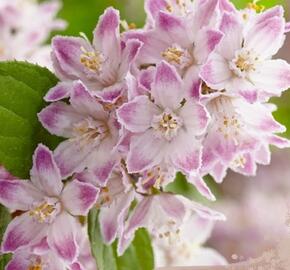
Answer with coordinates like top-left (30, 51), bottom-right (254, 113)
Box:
top-left (100, 190), bottom-right (135, 244)
top-left (1, 212), bottom-right (46, 253)
top-left (249, 59), bottom-right (290, 96)
top-left (62, 180), bottom-right (99, 216)
top-left (38, 102), bottom-right (84, 138)
top-left (117, 96), bottom-right (157, 133)
top-left (44, 81), bottom-right (73, 102)
top-left (47, 212), bottom-right (79, 263)
top-left (127, 129), bottom-right (166, 173)
top-left (30, 144), bottom-right (63, 197)
top-left (0, 179), bottom-right (43, 211)
top-left (245, 16), bottom-right (285, 58)
top-left (93, 7), bottom-right (121, 64)
top-left (52, 36), bottom-right (89, 79)
top-left (188, 174), bottom-right (216, 201)
top-left (152, 61), bottom-right (183, 110)
top-left (200, 53), bottom-right (232, 90)
top-left (218, 13), bottom-right (243, 60)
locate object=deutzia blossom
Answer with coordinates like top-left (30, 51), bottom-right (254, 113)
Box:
top-left (200, 11), bottom-right (290, 102)
top-left (50, 7), bottom-right (142, 103)
top-left (39, 81), bottom-right (120, 183)
top-left (201, 94), bottom-right (290, 183)
top-left (117, 61), bottom-right (209, 174)
top-left (153, 215), bottom-right (227, 267)
top-left (0, 144), bottom-right (98, 263)
top-left (0, 0), bottom-right (66, 69)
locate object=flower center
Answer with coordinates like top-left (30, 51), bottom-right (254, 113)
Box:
top-left (73, 118), bottom-right (108, 142)
top-left (247, 1), bottom-right (265, 13)
top-left (29, 198), bottom-right (60, 224)
top-left (230, 48), bottom-right (259, 77)
top-left (152, 110), bottom-right (183, 140)
top-left (80, 47), bottom-right (103, 73)
top-left (28, 256), bottom-right (43, 270)
top-left (232, 155), bottom-right (247, 169)
top-left (165, 0), bottom-right (188, 15)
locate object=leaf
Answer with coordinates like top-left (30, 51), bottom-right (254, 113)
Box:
top-left (0, 61), bottom-right (61, 179)
top-left (88, 208), bottom-right (154, 270)
top-left (0, 205), bottom-right (11, 268)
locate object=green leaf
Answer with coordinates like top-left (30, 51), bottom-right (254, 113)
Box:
top-left (88, 208), bottom-right (154, 270)
top-left (0, 205), bottom-right (11, 268)
top-left (0, 61), bottom-right (61, 179)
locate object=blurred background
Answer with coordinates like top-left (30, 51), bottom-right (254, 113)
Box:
top-left (53, 0), bottom-right (290, 264)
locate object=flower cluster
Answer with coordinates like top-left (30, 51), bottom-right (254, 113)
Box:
top-left (0, 0), bottom-right (66, 69)
top-left (1, 0), bottom-right (290, 268)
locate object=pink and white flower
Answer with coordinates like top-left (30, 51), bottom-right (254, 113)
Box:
top-left (200, 12), bottom-right (290, 102)
top-left (51, 7), bottom-right (142, 103)
top-left (0, 0), bottom-right (66, 69)
top-left (0, 144), bottom-right (99, 263)
top-left (39, 81), bottom-right (120, 184)
top-left (119, 193), bottom-right (225, 255)
top-left (117, 61), bottom-right (209, 174)
top-left (153, 214), bottom-right (227, 267)
top-left (201, 94), bottom-right (290, 183)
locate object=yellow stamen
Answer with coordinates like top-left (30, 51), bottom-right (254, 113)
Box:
top-left (80, 47), bottom-right (102, 72)
top-left (29, 203), bottom-right (55, 223)
top-left (162, 47), bottom-right (184, 65)
top-left (247, 1), bottom-right (265, 13)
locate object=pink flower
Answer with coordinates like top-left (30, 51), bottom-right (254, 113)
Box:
top-left (201, 94), bottom-right (290, 183)
top-left (200, 12), bottom-right (290, 102)
top-left (77, 167), bottom-right (135, 245)
top-left (117, 61), bottom-right (209, 174)
top-left (50, 7), bottom-right (142, 103)
top-left (0, 0), bottom-right (66, 69)
top-left (0, 144), bottom-right (99, 263)
top-left (153, 215), bottom-right (227, 267)
top-left (38, 81), bottom-right (120, 184)
top-left (118, 193), bottom-right (225, 255)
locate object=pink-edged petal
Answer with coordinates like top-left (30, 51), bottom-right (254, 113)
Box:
top-left (117, 96), bottom-right (157, 133)
top-left (70, 81), bottom-right (107, 119)
top-left (194, 29), bottom-right (223, 64)
top-left (38, 102), bottom-right (84, 138)
top-left (256, 6), bottom-right (283, 25)
top-left (44, 81), bottom-right (73, 102)
top-left (0, 179), bottom-right (43, 211)
top-left (267, 135), bottom-right (290, 148)
top-left (47, 212), bottom-right (79, 263)
top-left (188, 174), bottom-right (216, 201)
top-left (127, 130), bottom-right (165, 173)
top-left (54, 138), bottom-right (99, 178)
top-left (52, 36), bottom-right (89, 79)
top-left (95, 82), bottom-right (125, 103)
top-left (179, 195), bottom-right (226, 220)
top-left (119, 39), bottom-right (143, 78)
top-left (6, 250), bottom-right (30, 270)
top-left (218, 13), bottom-right (243, 60)
top-left (192, 0), bottom-right (219, 31)
top-left (93, 7), bottom-right (121, 63)
top-left (200, 53), bottom-right (232, 90)
top-left (125, 196), bottom-right (153, 236)
top-left (219, 0), bottom-right (236, 13)
top-left (144, 0), bottom-right (167, 26)
top-left (1, 212), bottom-right (46, 253)
top-left (231, 153), bottom-right (257, 176)
top-left (62, 180), bottom-right (99, 216)
top-left (255, 144), bottom-right (271, 165)
top-left (211, 162), bottom-right (228, 183)
top-left (184, 65), bottom-right (202, 99)
top-left (249, 60), bottom-right (290, 95)
top-left (30, 144), bottom-right (63, 197)
top-left (152, 61), bottom-right (183, 110)
top-left (159, 194), bottom-right (186, 221)
top-left (179, 101), bottom-right (209, 135)
top-left (156, 12), bottom-right (190, 46)
top-left (245, 16), bottom-right (285, 58)
top-left (99, 190), bottom-right (134, 244)
top-left (170, 132), bottom-right (202, 173)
